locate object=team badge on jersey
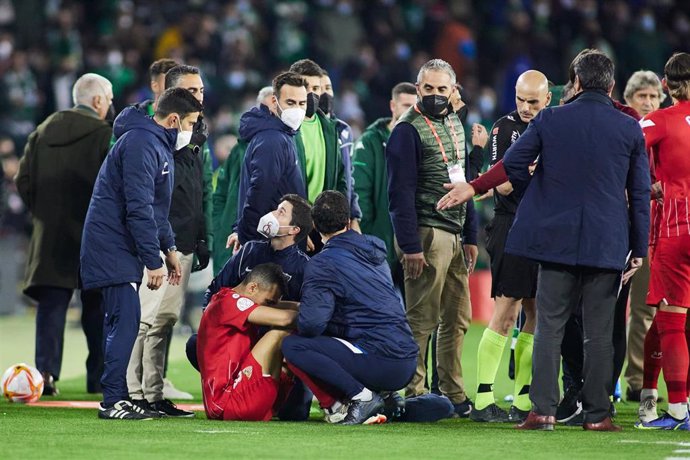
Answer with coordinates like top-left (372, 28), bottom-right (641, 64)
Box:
top-left (236, 297), bottom-right (254, 311)
top-left (242, 366), bottom-right (253, 379)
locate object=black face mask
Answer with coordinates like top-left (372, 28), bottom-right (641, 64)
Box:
top-left (305, 92), bottom-right (320, 118)
top-left (457, 105), bottom-right (468, 124)
top-left (106, 104), bottom-right (116, 124)
top-left (318, 92), bottom-right (334, 116)
top-left (421, 94), bottom-right (449, 118)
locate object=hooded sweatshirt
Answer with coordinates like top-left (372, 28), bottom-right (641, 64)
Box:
top-left (235, 104), bottom-right (306, 244)
top-left (80, 106), bottom-right (177, 289)
top-left (297, 230), bottom-right (419, 359)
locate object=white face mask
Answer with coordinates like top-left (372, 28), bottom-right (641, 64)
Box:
top-left (277, 101), bottom-right (306, 131)
top-left (175, 129), bottom-right (193, 150)
top-left (257, 212), bottom-right (292, 238)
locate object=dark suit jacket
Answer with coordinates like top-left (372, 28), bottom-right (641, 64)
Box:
top-left (502, 90), bottom-right (650, 271)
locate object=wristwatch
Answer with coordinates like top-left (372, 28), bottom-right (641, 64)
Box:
top-left (165, 245), bottom-right (177, 255)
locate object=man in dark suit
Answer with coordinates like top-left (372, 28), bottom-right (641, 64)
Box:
top-left (438, 50), bottom-right (650, 431)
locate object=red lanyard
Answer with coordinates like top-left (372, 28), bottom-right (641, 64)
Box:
top-left (414, 105), bottom-right (462, 164)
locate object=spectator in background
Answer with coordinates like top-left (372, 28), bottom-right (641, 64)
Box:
top-left (15, 73), bottom-right (113, 395)
top-left (0, 138), bottom-right (30, 316)
top-left (212, 86), bottom-right (273, 274)
top-left (47, 7), bottom-right (82, 111)
top-left (622, 69), bottom-right (665, 403)
top-left (2, 50), bottom-right (40, 148)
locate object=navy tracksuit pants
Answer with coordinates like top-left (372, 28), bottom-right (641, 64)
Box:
top-left (101, 283), bottom-right (140, 407)
top-left (282, 335), bottom-right (416, 399)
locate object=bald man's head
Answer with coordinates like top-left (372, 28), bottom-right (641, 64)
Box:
top-left (515, 70), bottom-right (551, 123)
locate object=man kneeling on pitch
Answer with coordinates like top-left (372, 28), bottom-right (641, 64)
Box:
top-left (282, 191), bottom-right (419, 425)
top-left (197, 263), bottom-right (297, 421)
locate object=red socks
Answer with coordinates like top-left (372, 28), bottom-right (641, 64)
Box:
top-left (643, 316), bottom-right (662, 390)
top-left (286, 362), bottom-right (340, 409)
top-left (656, 310), bottom-right (689, 404)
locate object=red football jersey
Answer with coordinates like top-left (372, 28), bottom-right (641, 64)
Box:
top-left (641, 101), bottom-right (690, 239)
top-left (197, 287), bottom-right (259, 419)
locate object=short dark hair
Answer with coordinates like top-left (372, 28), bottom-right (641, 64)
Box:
top-left (149, 58), bottom-right (179, 80)
top-left (664, 52), bottom-right (690, 101)
top-left (281, 194), bottom-right (313, 243)
top-left (568, 48), bottom-right (595, 83)
top-left (392, 82), bottom-right (416, 99)
top-left (165, 65), bottom-right (200, 90)
top-left (312, 191), bottom-right (349, 235)
top-left (573, 50), bottom-right (614, 92)
top-left (241, 263), bottom-right (287, 296)
top-left (155, 87), bottom-right (203, 119)
top-left (289, 59), bottom-right (324, 77)
top-left (272, 71), bottom-right (307, 99)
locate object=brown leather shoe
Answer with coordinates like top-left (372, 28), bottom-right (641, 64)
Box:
top-left (515, 411), bottom-right (555, 430)
top-left (583, 417), bottom-right (622, 432)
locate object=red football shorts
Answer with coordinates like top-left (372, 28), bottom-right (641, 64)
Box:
top-left (647, 235), bottom-right (690, 308)
top-left (204, 353), bottom-right (280, 421)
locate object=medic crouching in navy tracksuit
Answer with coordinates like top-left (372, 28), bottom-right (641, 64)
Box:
top-left (80, 88), bottom-right (203, 420)
top-left (282, 191), bottom-right (419, 425)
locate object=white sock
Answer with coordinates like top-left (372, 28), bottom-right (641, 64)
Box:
top-left (329, 401), bottom-right (345, 413)
top-left (640, 388), bottom-right (658, 400)
top-left (351, 388), bottom-right (373, 402)
top-left (668, 402), bottom-right (688, 420)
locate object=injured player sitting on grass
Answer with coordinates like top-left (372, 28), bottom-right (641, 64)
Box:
top-left (196, 263), bottom-right (299, 421)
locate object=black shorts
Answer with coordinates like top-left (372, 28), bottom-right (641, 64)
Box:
top-left (485, 214), bottom-right (538, 299)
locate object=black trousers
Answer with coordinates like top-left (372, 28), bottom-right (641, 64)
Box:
top-left (532, 263), bottom-right (620, 423)
top-left (561, 276), bottom-right (630, 395)
top-left (34, 286), bottom-right (103, 391)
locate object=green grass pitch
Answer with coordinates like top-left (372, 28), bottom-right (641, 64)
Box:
top-left (1, 313), bottom-right (687, 459)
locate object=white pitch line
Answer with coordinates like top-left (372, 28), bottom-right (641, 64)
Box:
top-left (194, 430), bottom-right (259, 434)
top-left (620, 440), bottom-right (690, 447)
top-left (674, 450), bottom-right (690, 453)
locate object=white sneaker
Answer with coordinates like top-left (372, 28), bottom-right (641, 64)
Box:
top-left (639, 395), bottom-right (658, 423)
top-left (324, 402), bottom-right (349, 424)
top-left (163, 378), bottom-right (193, 400)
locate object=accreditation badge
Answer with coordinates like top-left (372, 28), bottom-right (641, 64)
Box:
top-left (447, 162), bottom-right (466, 184)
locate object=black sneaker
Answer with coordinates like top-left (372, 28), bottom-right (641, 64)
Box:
top-left (150, 399), bottom-right (195, 418)
top-left (341, 393), bottom-right (386, 425)
top-left (452, 398), bottom-right (473, 418)
top-left (556, 385), bottom-right (582, 423)
top-left (469, 403), bottom-right (509, 422)
top-left (130, 398), bottom-right (152, 412)
top-left (381, 392), bottom-right (406, 420)
top-left (98, 400), bottom-right (161, 420)
top-left (508, 405), bottom-right (530, 423)
top-left (41, 372), bottom-right (59, 396)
